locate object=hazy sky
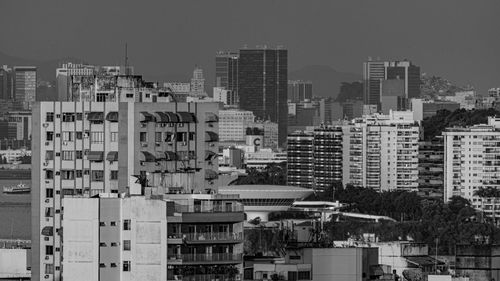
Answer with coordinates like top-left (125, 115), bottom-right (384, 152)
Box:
top-left (1, 0), bottom-right (499, 92)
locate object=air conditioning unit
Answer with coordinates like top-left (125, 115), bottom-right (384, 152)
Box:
top-left (63, 141), bottom-right (68, 146)
top-left (43, 162), bottom-right (48, 166)
top-left (44, 237), bottom-right (49, 241)
top-left (161, 123), bottom-right (166, 127)
top-left (43, 123), bottom-right (49, 128)
top-left (140, 123), bottom-right (147, 128)
top-left (45, 180), bottom-right (50, 184)
top-left (45, 275), bottom-right (49, 279)
top-left (141, 143), bottom-right (148, 147)
top-left (45, 199), bottom-right (50, 203)
top-left (45, 142), bottom-right (50, 146)
top-left (45, 256), bottom-right (49, 260)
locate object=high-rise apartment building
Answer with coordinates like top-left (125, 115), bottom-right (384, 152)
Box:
top-left (61, 192), bottom-right (244, 281)
top-left (215, 51), bottom-right (239, 94)
top-left (238, 47), bottom-right (288, 146)
top-left (287, 131), bottom-right (314, 188)
top-left (342, 111), bottom-right (420, 191)
top-left (56, 63), bottom-right (95, 101)
top-left (443, 117), bottom-right (500, 222)
top-left (31, 92), bottom-right (221, 281)
top-left (363, 60), bottom-right (420, 107)
top-left (14, 66), bottom-right (37, 110)
top-left (287, 80), bottom-right (313, 102)
top-left (418, 136), bottom-right (444, 196)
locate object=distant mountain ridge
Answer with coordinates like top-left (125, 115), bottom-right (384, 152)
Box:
top-left (289, 65), bottom-right (361, 99)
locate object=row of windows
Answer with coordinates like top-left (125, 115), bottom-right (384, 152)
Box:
top-left (46, 131), bottom-right (118, 142)
top-left (45, 169), bottom-right (118, 180)
top-left (140, 132), bottom-right (195, 142)
top-left (99, 261), bottom-right (131, 271)
top-left (99, 240), bottom-right (131, 251)
top-left (99, 219), bottom-right (131, 230)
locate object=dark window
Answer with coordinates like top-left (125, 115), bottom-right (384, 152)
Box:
top-left (111, 263), bottom-right (117, 268)
top-left (176, 132), bottom-right (187, 142)
top-left (110, 170), bottom-right (118, 180)
top-left (99, 263), bottom-right (106, 268)
top-left (46, 245), bottom-right (54, 255)
top-left (46, 132), bottom-right (54, 141)
top-left (76, 113), bottom-right (83, 120)
top-left (76, 132), bottom-right (83, 139)
top-left (298, 271), bottom-right (310, 280)
top-left (123, 219), bottom-right (131, 230)
top-left (99, 222), bottom-right (105, 227)
top-left (76, 151), bottom-right (83, 159)
top-left (189, 132), bottom-right (195, 141)
top-left (110, 221), bottom-right (116, 226)
top-left (46, 188), bottom-right (54, 198)
top-left (46, 112), bottom-right (54, 122)
top-left (76, 170), bottom-right (82, 178)
top-left (99, 242), bottom-right (106, 247)
top-left (91, 170), bottom-right (104, 182)
top-left (123, 240), bottom-right (131, 251)
top-left (140, 132), bottom-right (147, 142)
top-left (62, 113), bottom-right (75, 122)
top-left (123, 261), bottom-right (131, 272)
top-left (45, 170), bottom-right (54, 179)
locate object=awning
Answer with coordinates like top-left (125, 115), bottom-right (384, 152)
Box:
top-left (405, 256), bottom-right (445, 267)
top-left (205, 169), bottom-right (218, 180)
top-left (205, 131), bottom-right (219, 142)
top-left (155, 151), bottom-right (166, 161)
top-left (140, 112), bottom-right (156, 122)
top-left (106, 151), bottom-right (118, 161)
top-left (205, 112), bottom-right (218, 122)
top-left (155, 112), bottom-right (179, 123)
top-left (87, 151), bottom-right (104, 161)
top-left (87, 112), bottom-right (104, 121)
top-left (105, 111), bottom-right (119, 122)
top-left (141, 151), bottom-right (156, 162)
top-left (177, 112), bottom-right (197, 123)
top-left (41, 226), bottom-right (53, 236)
top-left (205, 150), bottom-right (217, 161)
top-left (165, 151), bottom-right (178, 161)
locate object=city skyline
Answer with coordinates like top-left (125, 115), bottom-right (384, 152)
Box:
top-left (0, 0), bottom-right (499, 93)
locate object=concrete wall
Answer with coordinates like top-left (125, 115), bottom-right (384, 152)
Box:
top-left (0, 248), bottom-right (30, 279)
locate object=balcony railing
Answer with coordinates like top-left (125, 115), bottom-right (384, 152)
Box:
top-left (168, 253), bottom-right (243, 263)
top-left (174, 203), bottom-right (244, 214)
top-left (179, 274), bottom-right (242, 281)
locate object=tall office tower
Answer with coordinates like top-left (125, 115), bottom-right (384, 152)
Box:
top-left (342, 111), bottom-right (420, 191)
top-left (32, 99), bottom-right (220, 281)
top-left (61, 193), bottom-right (244, 281)
top-left (363, 60), bottom-right (385, 106)
top-left (443, 117), bottom-right (500, 223)
top-left (219, 109), bottom-right (255, 142)
top-left (215, 51), bottom-right (239, 93)
top-left (363, 59), bottom-right (421, 107)
top-left (238, 47), bottom-right (288, 146)
top-left (287, 80), bottom-right (313, 102)
top-left (14, 66), bottom-right (37, 110)
top-left (312, 126), bottom-right (343, 191)
top-left (287, 131), bottom-right (314, 188)
top-left (190, 66), bottom-right (206, 96)
top-left (56, 63), bottom-right (95, 101)
top-left (0, 65), bottom-right (14, 100)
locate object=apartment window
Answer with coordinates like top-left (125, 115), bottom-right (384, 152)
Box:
top-left (76, 151), bottom-right (83, 159)
top-left (123, 219), bottom-right (131, 230)
top-left (76, 113), bottom-right (83, 121)
top-left (45, 264), bottom-right (54, 274)
top-left (91, 170), bottom-right (104, 182)
top-left (189, 132), bottom-right (195, 141)
top-left (111, 242), bottom-right (118, 247)
top-left (99, 242), bottom-right (106, 247)
top-left (99, 263), bottom-right (106, 268)
top-left (76, 132), bottom-right (83, 140)
top-left (165, 132), bottom-right (174, 142)
top-left (76, 170), bottom-right (82, 178)
top-left (45, 170), bottom-right (54, 179)
top-left (99, 222), bottom-right (106, 227)
top-left (46, 245), bottom-right (54, 255)
top-left (110, 221), bottom-right (117, 226)
top-left (45, 151), bottom-right (54, 160)
top-left (46, 188), bottom-right (54, 198)
top-left (123, 261), bottom-right (131, 272)
top-left (298, 271), bottom-right (311, 280)
top-left (62, 131), bottom-right (74, 142)
top-left (45, 207), bottom-right (54, 217)
top-left (62, 151), bottom-right (74, 161)
top-left (176, 132), bottom-right (187, 142)
top-left (84, 169), bottom-right (90, 175)
top-left (140, 132), bottom-right (147, 142)
top-left (46, 132), bottom-right (54, 141)
top-left (110, 132), bottom-right (118, 142)
top-left (91, 132), bottom-right (104, 144)
top-left (61, 170), bottom-right (75, 180)
top-left (46, 112), bottom-right (54, 122)
top-left (155, 132), bottom-right (162, 142)
top-left (123, 240), bottom-right (131, 251)
top-left (111, 263), bottom-right (117, 268)
top-left (96, 93), bottom-right (107, 102)
top-left (62, 113), bottom-right (75, 122)
top-left (110, 170), bottom-right (118, 180)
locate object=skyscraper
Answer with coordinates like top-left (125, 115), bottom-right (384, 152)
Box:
top-left (14, 66), bottom-right (37, 110)
top-left (215, 51), bottom-right (239, 93)
top-left (190, 66), bottom-right (206, 96)
top-left (363, 59), bottom-right (420, 107)
top-left (238, 47), bottom-right (288, 146)
top-left (0, 65), bottom-right (14, 100)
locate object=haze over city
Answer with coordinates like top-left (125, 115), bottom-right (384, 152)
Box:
top-left (1, 0), bottom-right (499, 92)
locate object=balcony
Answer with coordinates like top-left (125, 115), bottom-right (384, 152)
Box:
top-left (168, 253), bottom-right (243, 264)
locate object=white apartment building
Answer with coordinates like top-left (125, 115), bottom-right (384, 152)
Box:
top-left (443, 117), bottom-right (500, 220)
top-left (218, 110), bottom-right (255, 142)
top-left (342, 111), bottom-right (420, 191)
top-left (32, 97), bottom-right (221, 281)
